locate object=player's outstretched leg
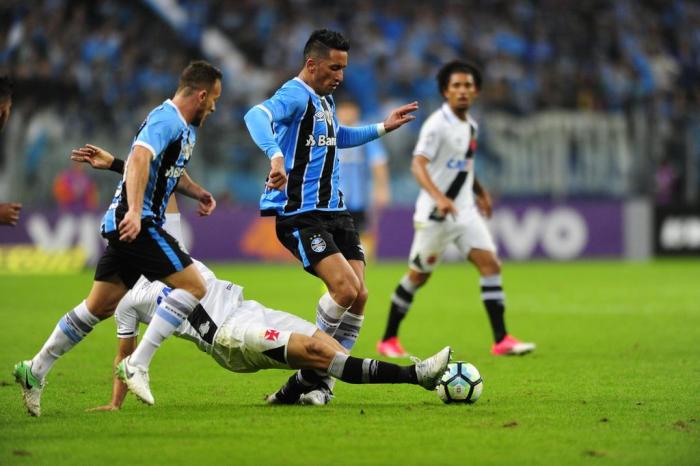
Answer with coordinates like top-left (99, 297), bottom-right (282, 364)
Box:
top-left (13, 293), bottom-right (115, 416)
top-left (267, 334), bottom-right (452, 404)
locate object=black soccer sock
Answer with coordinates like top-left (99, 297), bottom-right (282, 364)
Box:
top-left (480, 275), bottom-right (507, 343)
top-left (274, 371), bottom-right (317, 403)
top-left (328, 352), bottom-right (417, 385)
top-left (382, 275), bottom-right (418, 341)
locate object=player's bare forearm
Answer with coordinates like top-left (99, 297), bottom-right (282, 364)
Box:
top-left (70, 144), bottom-right (117, 171)
top-left (87, 337), bottom-right (135, 412)
top-left (175, 170), bottom-right (204, 200)
top-left (125, 148), bottom-right (150, 215)
top-left (412, 156), bottom-right (444, 202)
top-left (473, 177), bottom-right (492, 218)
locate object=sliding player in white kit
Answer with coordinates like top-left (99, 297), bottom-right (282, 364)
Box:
top-left (71, 145), bottom-right (451, 410)
top-left (377, 61), bottom-right (535, 358)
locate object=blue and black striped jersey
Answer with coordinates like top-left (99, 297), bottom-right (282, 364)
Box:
top-left (245, 77), bottom-right (384, 217)
top-left (101, 99), bottom-right (196, 234)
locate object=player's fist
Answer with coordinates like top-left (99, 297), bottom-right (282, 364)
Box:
top-left (70, 144), bottom-right (115, 170)
top-left (118, 210), bottom-right (141, 242)
top-left (383, 101), bottom-right (419, 132)
top-left (198, 190), bottom-right (216, 216)
top-left (0, 202), bottom-right (21, 226)
top-left (436, 196), bottom-right (458, 219)
top-left (267, 156), bottom-right (287, 190)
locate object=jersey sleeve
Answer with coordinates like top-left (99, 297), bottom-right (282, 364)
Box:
top-left (132, 111), bottom-right (179, 160)
top-left (245, 85), bottom-right (308, 158)
top-left (336, 124), bottom-right (382, 149)
top-left (413, 116), bottom-right (442, 160)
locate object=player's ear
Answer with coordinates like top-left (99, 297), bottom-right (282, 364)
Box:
top-left (197, 89), bottom-right (208, 103)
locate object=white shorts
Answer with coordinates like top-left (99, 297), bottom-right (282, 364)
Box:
top-left (211, 300), bottom-right (317, 373)
top-left (408, 210), bottom-right (496, 273)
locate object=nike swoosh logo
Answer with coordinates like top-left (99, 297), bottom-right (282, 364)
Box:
top-left (123, 362), bottom-right (134, 379)
top-left (25, 371), bottom-right (33, 389)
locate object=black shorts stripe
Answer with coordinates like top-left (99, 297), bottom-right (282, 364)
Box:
top-left (317, 98), bottom-right (336, 208)
top-left (284, 98), bottom-right (314, 213)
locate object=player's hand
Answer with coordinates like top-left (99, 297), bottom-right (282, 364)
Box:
top-left (197, 190), bottom-right (216, 216)
top-left (70, 144), bottom-right (115, 170)
top-left (267, 156), bottom-right (287, 190)
top-left (383, 101), bottom-right (419, 132)
top-left (85, 404), bottom-right (119, 412)
top-left (476, 190), bottom-right (492, 218)
top-left (118, 210), bottom-right (141, 242)
top-left (0, 202), bottom-right (22, 226)
top-left (436, 196), bottom-right (458, 220)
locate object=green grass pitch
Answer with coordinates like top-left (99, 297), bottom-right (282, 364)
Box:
top-left (1, 260), bottom-right (699, 465)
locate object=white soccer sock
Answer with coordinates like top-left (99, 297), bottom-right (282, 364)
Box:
top-left (129, 289), bottom-right (198, 369)
top-left (334, 312), bottom-right (364, 351)
top-left (31, 301), bottom-right (100, 380)
top-left (315, 292), bottom-right (349, 336)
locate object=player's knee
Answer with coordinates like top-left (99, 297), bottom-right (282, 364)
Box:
top-left (355, 286), bottom-right (368, 308)
top-left (329, 276), bottom-right (361, 306)
top-left (481, 258), bottom-right (501, 276)
top-left (409, 270), bottom-right (430, 287)
top-left (183, 277), bottom-right (207, 300)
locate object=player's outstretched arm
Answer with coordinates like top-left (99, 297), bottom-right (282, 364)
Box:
top-left (70, 144), bottom-right (123, 172)
top-left (176, 170), bottom-right (216, 216)
top-left (86, 337), bottom-right (136, 412)
top-left (383, 101), bottom-right (419, 132)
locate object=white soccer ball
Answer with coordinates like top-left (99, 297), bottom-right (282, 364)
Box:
top-left (436, 361), bottom-right (483, 404)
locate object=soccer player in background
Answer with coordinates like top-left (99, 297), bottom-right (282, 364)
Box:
top-left (376, 61), bottom-right (535, 358)
top-left (337, 100), bottom-right (391, 258)
top-left (13, 61), bottom-right (221, 416)
top-left (244, 29), bottom-right (418, 403)
top-left (0, 75), bottom-right (22, 226)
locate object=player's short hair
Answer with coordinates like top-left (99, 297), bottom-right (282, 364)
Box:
top-left (178, 60), bottom-right (223, 93)
top-left (303, 29), bottom-right (350, 61)
top-left (436, 60), bottom-right (482, 93)
top-left (0, 75), bottom-right (13, 102)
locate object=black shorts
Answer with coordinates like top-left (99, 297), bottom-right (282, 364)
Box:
top-left (95, 221), bottom-right (193, 288)
top-left (348, 210), bottom-right (368, 233)
top-left (275, 210), bottom-right (365, 275)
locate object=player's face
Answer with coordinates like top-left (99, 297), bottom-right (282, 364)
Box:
top-left (192, 79), bottom-right (222, 127)
top-left (0, 98), bottom-right (11, 132)
top-left (310, 49), bottom-right (347, 96)
top-left (443, 72), bottom-right (479, 114)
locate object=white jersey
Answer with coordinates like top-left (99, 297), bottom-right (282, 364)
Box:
top-left (115, 260), bottom-right (243, 355)
top-left (413, 103), bottom-right (479, 223)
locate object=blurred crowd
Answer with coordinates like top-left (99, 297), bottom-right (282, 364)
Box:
top-left (0, 0), bottom-right (698, 207)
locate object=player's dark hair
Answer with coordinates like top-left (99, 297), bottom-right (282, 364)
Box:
top-left (436, 60), bottom-right (482, 94)
top-left (178, 60), bottom-right (222, 93)
top-left (0, 75), bottom-right (13, 101)
top-left (303, 29), bottom-right (350, 60)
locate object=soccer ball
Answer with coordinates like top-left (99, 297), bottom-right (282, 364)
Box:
top-left (436, 361), bottom-right (483, 404)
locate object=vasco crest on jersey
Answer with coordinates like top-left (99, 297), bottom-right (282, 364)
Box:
top-left (310, 234), bottom-right (327, 253)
